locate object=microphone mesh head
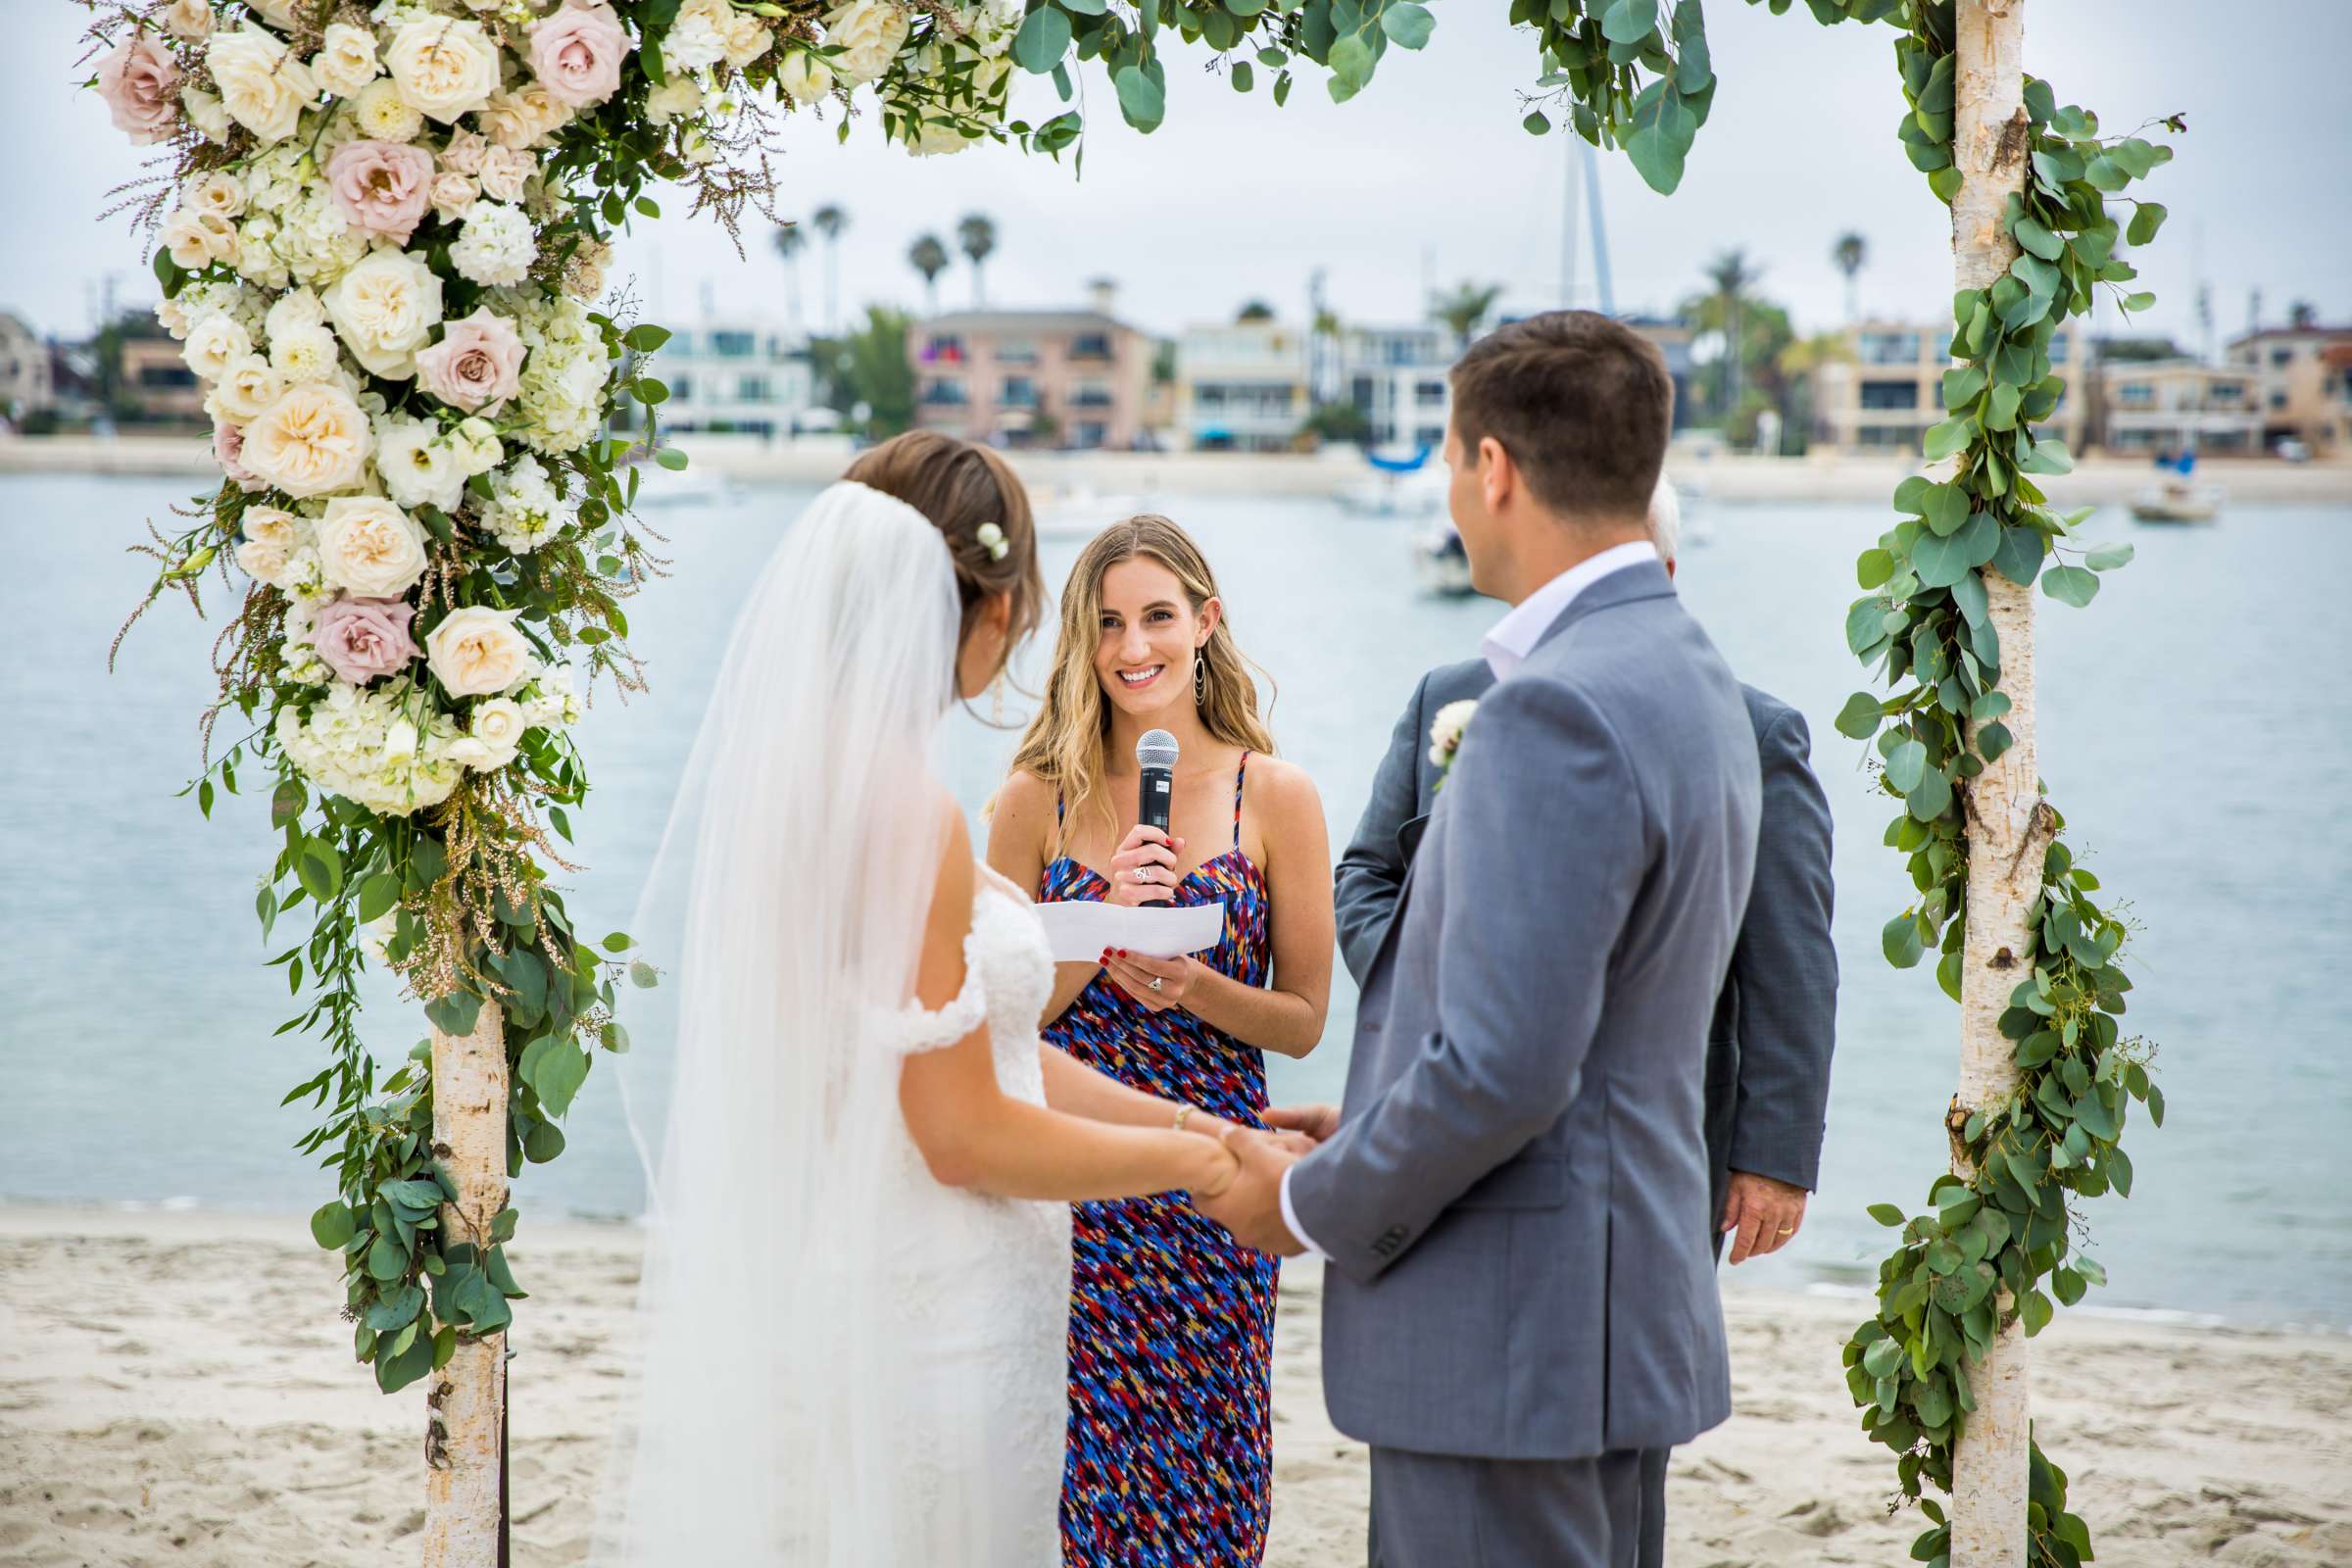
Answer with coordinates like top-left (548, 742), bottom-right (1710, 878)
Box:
top-left (1136, 729), bottom-right (1180, 770)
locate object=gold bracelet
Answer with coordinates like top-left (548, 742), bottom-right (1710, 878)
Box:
top-left (1172, 1104), bottom-right (1195, 1135)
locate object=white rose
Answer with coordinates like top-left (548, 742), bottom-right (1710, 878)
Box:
top-left (451, 416), bottom-right (505, 475)
top-left (448, 203), bottom-right (537, 288)
top-left (156, 297), bottom-right (190, 339)
top-left (187, 172), bottom-right (247, 221)
top-left (425, 606), bottom-right (533, 698)
top-left (183, 315), bottom-right (253, 381)
top-left (179, 85), bottom-right (232, 143)
top-left (776, 52), bottom-right (833, 106)
top-left (242, 382), bottom-right (373, 498)
top-left (476, 144), bottom-right (534, 204)
top-left (720, 7), bottom-right (772, 68)
top-left (466, 697), bottom-right (529, 766)
top-left (235, 536), bottom-right (292, 586)
top-left (662, 0), bottom-right (734, 72)
top-left (1428, 699), bottom-right (1481, 768)
top-left (373, 416), bottom-right (467, 512)
top-left (353, 78), bottom-right (423, 142)
top-left (317, 495), bottom-right (429, 597)
top-left (243, 507), bottom-right (307, 551)
top-left (320, 249), bottom-right (445, 378)
top-left (313, 23), bottom-right (382, 98)
top-left (209, 24), bottom-right (319, 146)
top-left (384, 17), bottom-right (500, 124)
top-left (824, 0), bottom-right (911, 89)
top-left (162, 0), bottom-right (214, 39)
top-left (645, 74), bottom-right (703, 124)
top-left (428, 171), bottom-right (479, 221)
top-left (209, 353), bottom-right (285, 422)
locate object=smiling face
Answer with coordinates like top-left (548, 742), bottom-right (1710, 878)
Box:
top-left (1093, 556), bottom-right (1219, 722)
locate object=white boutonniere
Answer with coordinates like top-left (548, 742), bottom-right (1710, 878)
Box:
top-left (1428, 698), bottom-right (1480, 789)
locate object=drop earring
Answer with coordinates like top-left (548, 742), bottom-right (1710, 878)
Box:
top-left (1194, 656), bottom-right (1207, 704)
top-left (990, 673), bottom-right (1006, 726)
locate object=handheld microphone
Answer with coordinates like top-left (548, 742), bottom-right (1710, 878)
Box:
top-left (1136, 729), bottom-right (1179, 837)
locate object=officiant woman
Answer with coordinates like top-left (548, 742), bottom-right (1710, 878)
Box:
top-left (987, 514), bottom-right (1334, 1567)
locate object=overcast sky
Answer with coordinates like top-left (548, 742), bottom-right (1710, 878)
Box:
top-left (11, 1), bottom-right (2348, 348)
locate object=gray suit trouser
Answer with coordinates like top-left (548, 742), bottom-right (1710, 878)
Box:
top-left (1368, 1446), bottom-right (1645, 1568)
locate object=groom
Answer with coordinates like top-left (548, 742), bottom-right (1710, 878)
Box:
top-left (1201, 312), bottom-right (1761, 1565)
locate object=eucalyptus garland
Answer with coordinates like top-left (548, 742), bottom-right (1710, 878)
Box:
top-left (1740, 3), bottom-right (2177, 1563)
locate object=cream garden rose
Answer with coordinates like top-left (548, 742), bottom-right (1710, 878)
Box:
top-left (318, 496), bottom-right (429, 598)
top-left (824, 0), bottom-right (912, 89)
top-left (208, 24), bottom-right (318, 146)
top-left (385, 16), bottom-right (501, 125)
top-left (776, 52), bottom-right (834, 106)
top-left (425, 606), bottom-right (534, 697)
top-left (321, 249), bottom-right (446, 378)
top-left (458, 696), bottom-right (530, 770)
top-left (242, 382), bottom-right (373, 498)
top-left (208, 354), bottom-right (286, 423)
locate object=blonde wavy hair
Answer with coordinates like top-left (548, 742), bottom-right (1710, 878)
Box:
top-left (1009, 514), bottom-right (1276, 852)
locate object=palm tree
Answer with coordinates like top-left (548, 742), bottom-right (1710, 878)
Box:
top-left (1236, 300), bottom-right (1276, 323)
top-left (2288, 299), bottom-right (2319, 330)
top-left (1702, 248), bottom-right (1764, 426)
top-left (1832, 231), bottom-right (1868, 324)
top-left (907, 233), bottom-right (950, 318)
top-left (811, 204), bottom-right (849, 334)
top-left (768, 223), bottom-right (807, 332)
top-left (1430, 280), bottom-right (1505, 350)
top-left (956, 213), bottom-right (996, 308)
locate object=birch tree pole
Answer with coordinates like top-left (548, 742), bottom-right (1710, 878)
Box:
top-left (424, 1000), bottom-right (509, 1568)
top-left (1945, 4), bottom-right (2035, 1557)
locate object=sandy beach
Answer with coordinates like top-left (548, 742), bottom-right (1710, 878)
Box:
top-left (2, 1205), bottom-right (2347, 1566)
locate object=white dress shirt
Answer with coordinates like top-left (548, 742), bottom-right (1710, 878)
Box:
top-left (1276, 537), bottom-right (1662, 1260)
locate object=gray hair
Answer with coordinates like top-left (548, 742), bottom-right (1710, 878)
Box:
top-left (1646, 473), bottom-right (1681, 565)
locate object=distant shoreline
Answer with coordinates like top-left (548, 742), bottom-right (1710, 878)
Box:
top-left (7, 431), bottom-right (2349, 506)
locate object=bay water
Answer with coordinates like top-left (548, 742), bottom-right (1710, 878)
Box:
top-left (2, 477), bottom-right (2345, 1326)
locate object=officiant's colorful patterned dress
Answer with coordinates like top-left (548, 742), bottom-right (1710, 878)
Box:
top-left (1039, 755), bottom-right (1279, 1568)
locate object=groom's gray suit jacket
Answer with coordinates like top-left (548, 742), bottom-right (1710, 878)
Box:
top-left (1335, 666), bottom-right (1839, 1230)
top-left (1285, 560), bottom-right (1761, 1461)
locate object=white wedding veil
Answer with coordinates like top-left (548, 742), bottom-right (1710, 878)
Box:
top-left (594, 480), bottom-right (968, 1562)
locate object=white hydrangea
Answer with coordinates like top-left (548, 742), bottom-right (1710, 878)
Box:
top-left (270, 191), bottom-right (372, 289)
top-left (481, 454), bottom-right (577, 553)
top-left (449, 202), bottom-right (538, 287)
top-left (241, 142), bottom-right (312, 215)
top-left (274, 676), bottom-right (466, 816)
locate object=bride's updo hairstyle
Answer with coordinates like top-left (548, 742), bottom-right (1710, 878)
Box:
top-left (844, 430), bottom-right (1045, 684)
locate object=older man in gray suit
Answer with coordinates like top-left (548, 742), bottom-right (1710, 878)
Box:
top-left (1331, 478), bottom-right (1839, 1566)
top-left (1201, 312), bottom-right (1762, 1566)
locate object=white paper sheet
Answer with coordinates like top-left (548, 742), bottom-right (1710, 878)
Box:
top-left (1032, 900), bottom-right (1226, 963)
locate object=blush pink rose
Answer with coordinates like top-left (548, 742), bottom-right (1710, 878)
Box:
top-left (325, 139), bottom-right (438, 244)
top-left (213, 418), bottom-right (265, 493)
top-left (414, 307), bottom-right (526, 413)
top-left (527, 1), bottom-right (631, 109)
top-left (309, 596), bottom-right (421, 684)
top-left (98, 34), bottom-right (182, 145)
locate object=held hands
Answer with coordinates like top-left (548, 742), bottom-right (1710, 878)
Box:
top-left (1105, 824), bottom-right (1186, 907)
top-left (1191, 1124), bottom-right (1308, 1256)
top-left (1721, 1170), bottom-right (1809, 1264)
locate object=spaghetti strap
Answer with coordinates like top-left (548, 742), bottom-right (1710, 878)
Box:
top-left (1231, 752), bottom-right (1250, 850)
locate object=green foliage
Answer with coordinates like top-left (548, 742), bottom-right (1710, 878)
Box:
top-left (1782, 3), bottom-right (2179, 1561)
top-left (808, 307), bottom-right (921, 440)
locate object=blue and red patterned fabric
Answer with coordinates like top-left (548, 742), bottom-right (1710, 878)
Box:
top-left (1041, 755), bottom-right (1278, 1568)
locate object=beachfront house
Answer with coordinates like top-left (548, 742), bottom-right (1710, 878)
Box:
top-left (907, 284), bottom-right (1151, 451)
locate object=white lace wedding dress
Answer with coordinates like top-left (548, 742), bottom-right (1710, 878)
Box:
top-left (601, 483), bottom-right (1078, 1565)
top-left (876, 872), bottom-right (1073, 1563)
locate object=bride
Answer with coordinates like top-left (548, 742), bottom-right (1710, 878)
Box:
top-left (601, 432), bottom-right (1247, 1564)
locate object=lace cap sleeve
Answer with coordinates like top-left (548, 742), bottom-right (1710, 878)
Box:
top-left (888, 923), bottom-right (989, 1056)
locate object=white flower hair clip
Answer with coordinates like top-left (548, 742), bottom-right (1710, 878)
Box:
top-left (975, 522), bottom-right (1009, 563)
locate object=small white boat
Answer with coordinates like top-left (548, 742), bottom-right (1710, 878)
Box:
top-left (2130, 482), bottom-right (2224, 524)
top-left (1412, 527), bottom-right (1476, 598)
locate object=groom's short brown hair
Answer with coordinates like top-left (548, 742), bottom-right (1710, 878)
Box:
top-left (1448, 311), bottom-right (1673, 521)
